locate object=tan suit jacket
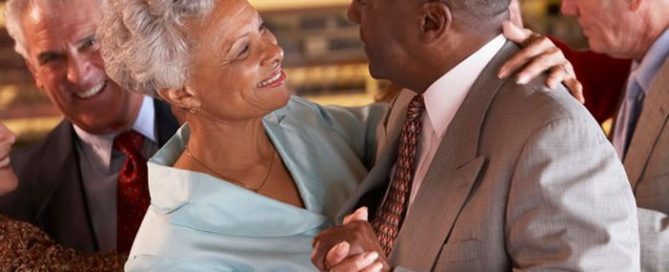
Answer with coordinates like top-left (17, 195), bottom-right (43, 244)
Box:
top-left (623, 57), bottom-right (669, 271)
top-left (342, 42), bottom-right (640, 271)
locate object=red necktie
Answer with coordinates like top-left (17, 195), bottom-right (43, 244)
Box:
top-left (371, 95), bottom-right (425, 256)
top-left (114, 130), bottom-right (150, 253)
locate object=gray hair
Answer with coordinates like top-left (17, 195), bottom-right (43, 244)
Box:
top-left (98, 0), bottom-right (214, 97)
top-left (4, 0), bottom-right (102, 59)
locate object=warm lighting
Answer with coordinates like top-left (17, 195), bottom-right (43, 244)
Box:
top-left (4, 117), bottom-right (62, 138)
top-left (249, 0), bottom-right (350, 11)
top-left (602, 118), bottom-right (613, 136)
top-left (0, 3), bottom-right (5, 27)
top-left (0, 85), bottom-right (19, 109)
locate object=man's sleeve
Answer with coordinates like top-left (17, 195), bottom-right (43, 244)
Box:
top-left (506, 116), bottom-right (640, 271)
top-left (638, 207), bottom-right (669, 271)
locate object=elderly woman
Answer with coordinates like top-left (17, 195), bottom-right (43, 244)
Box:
top-left (99, 0), bottom-right (582, 270)
top-left (0, 123), bottom-right (127, 270)
top-left (100, 0), bottom-right (384, 270)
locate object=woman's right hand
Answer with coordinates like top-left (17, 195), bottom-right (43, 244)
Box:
top-left (0, 123), bottom-right (18, 195)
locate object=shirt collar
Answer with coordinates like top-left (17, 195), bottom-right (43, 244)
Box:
top-left (423, 34), bottom-right (507, 136)
top-left (631, 28), bottom-right (669, 93)
top-left (74, 95), bottom-right (156, 165)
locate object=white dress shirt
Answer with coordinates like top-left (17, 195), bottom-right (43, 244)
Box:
top-left (408, 35), bottom-right (507, 206)
top-left (74, 96), bottom-right (158, 251)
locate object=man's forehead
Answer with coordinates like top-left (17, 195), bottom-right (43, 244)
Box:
top-left (23, 4), bottom-right (99, 54)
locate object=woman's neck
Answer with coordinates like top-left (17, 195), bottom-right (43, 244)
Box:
top-left (185, 116), bottom-right (273, 171)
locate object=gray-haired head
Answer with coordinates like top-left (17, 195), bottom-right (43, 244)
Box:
top-left (98, 0), bottom-right (214, 97)
top-left (4, 0), bottom-right (102, 59)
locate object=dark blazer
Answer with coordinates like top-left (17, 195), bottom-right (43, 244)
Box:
top-left (0, 99), bottom-right (178, 253)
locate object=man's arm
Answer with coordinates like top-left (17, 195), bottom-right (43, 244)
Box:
top-left (506, 116), bottom-right (640, 271)
top-left (638, 208), bottom-right (669, 272)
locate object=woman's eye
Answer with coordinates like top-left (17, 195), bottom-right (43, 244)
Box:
top-left (238, 44), bottom-right (250, 57)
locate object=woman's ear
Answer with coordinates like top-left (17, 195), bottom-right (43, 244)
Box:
top-left (156, 87), bottom-right (201, 112)
top-left (418, 1), bottom-right (452, 44)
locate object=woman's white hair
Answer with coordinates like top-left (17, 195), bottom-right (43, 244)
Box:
top-left (4, 0), bottom-right (100, 59)
top-left (98, 0), bottom-right (214, 97)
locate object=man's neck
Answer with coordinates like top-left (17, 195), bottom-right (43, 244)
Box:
top-left (410, 33), bottom-right (500, 93)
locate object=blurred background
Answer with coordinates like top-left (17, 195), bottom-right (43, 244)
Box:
top-left (0, 0), bottom-right (584, 145)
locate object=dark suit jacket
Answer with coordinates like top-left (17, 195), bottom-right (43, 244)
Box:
top-left (0, 99), bottom-right (178, 253)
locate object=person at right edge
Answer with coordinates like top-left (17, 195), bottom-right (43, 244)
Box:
top-left (506, 0), bottom-right (669, 270)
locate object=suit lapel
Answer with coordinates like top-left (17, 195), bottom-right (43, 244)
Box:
top-left (36, 121), bottom-right (99, 252)
top-left (624, 58), bottom-right (669, 191)
top-left (390, 42), bottom-right (517, 268)
top-left (375, 90), bottom-right (416, 163)
top-left (338, 91), bottom-right (414, 222)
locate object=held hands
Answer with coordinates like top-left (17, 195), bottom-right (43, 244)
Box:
top-left (312, 207), bottom-right (390, 272)
top-left (499, 21), bottom-right (585, 103)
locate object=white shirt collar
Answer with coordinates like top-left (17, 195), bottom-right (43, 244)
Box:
top-left (74, 96), bottom-right (156, 167)
top-left (423, 34), bottom-right (507, 136)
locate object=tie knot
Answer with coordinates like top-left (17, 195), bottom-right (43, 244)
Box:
top-left (114, 130), bottom-right (144, 155)
top-left (407, 95), bottom-right (425, 121)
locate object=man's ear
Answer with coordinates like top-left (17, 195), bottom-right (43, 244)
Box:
top-left (156, 87), bottom-right (201, 111)
top-left (418, 1), bottom-right (452, 44)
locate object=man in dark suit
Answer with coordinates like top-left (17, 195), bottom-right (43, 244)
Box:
top-left (311, 0), bottom-right (639, 270)
top-left (0, 0), bottom-right (178, 253)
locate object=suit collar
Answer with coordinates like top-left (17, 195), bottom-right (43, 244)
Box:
top-left (424, 35), bottom-right (507, 136)
top-left (624, 57), bottom-right (669, 190)
top-left (34, 120), bottom-right (100, 251)
top-left (389, 42), bottom-right (519, 267)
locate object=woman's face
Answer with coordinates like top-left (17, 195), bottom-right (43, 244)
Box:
top-left (0, 123), bottom-right (18, 195)
top-left (185, 0), bottom-right (290, 121)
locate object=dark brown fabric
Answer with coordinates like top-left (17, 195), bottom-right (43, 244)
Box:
top-left (0, 215), bottom-right (126, 271)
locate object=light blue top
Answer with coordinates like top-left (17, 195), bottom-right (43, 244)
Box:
top-left (126, 96), bottom-right (386, 271)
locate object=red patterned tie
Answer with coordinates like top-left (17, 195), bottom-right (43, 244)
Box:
top-left (114, 130), bottom-right (150, 253)
top-left (371, 95), bottom-right (425, 256)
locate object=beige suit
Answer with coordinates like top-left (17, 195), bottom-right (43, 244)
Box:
top-left (342, 42), bottom-right (640, 271)
top-left (622, 57), bottom-right (669, 271)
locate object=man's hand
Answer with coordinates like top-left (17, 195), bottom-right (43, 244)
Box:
top-left (499, 21), bottom-right (585, 103)
top-left (311, 207), bottom-right (390, 271)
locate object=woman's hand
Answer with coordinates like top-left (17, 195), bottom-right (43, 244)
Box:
top-left (499, 21), bottom-right (585, 104)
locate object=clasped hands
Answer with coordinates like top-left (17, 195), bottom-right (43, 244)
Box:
top-left (311, 207), bottom-right (390, 272)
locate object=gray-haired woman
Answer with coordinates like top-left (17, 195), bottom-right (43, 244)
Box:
top-left (99, 0), bottom-right (384, 270)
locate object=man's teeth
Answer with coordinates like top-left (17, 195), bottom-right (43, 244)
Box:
top-left (0, 156), bottom-right (9, 168)
top-left (258, 72), bottom-right (282, 88)
top-left (75, 82), bottom-right (105, 98)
